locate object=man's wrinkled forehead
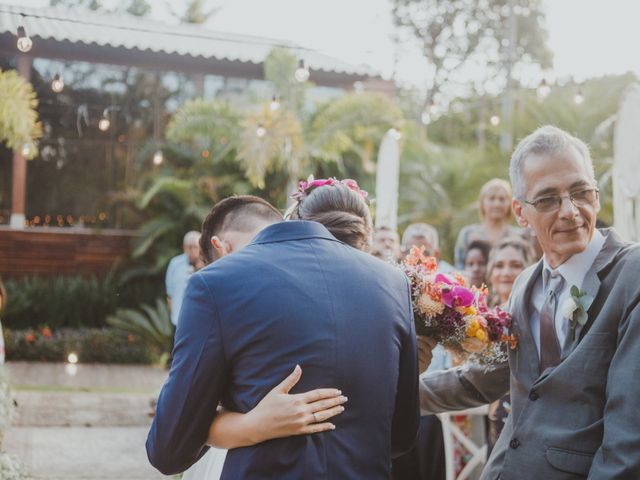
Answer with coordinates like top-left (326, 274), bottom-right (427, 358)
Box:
top-left (522, 147), bottom-right (593, 196)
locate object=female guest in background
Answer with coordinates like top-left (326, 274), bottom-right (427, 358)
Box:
top-left (454, 178), bottom-right (521, 269)
top-left (485, 236), bottom-right (534, 451)
top-left (462, 240), bottom-right (491, 288)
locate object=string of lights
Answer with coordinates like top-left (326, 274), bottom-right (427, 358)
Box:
top-left (0, 8), bottom-right (315, 52)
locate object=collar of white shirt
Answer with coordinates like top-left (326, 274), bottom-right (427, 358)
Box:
top-left (530, 229), bottom-right (606, 354)
top-left (542, 229), bottom-right (606, 291)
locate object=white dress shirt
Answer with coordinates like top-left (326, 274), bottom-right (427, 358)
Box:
top-left (530, 229), bottom-right (605, 354)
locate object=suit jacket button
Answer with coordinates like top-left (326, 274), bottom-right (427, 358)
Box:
top-left (509, 438), bottom-right (520, 449)
top-left (529, 389), bottom-right (539, 401)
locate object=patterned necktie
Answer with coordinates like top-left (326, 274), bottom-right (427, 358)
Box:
top-left (539, 271), bottom-right (564, 372)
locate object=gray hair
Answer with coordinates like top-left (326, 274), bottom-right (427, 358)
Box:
top-left (509, 125), bottom-right (595, 199)
top-left (402, 223), bottom-right (439, 249)
top-left (183, 230), bottom-right (201, 246)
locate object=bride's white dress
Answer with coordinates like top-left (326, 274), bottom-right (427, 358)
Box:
top-left (182, 447), bottom-right (227, 480)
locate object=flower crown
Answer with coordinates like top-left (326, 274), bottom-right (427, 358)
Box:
top-left (284, 175), bottom-right (368, 219)
top-left (290, 175), bottom-right (369, 202)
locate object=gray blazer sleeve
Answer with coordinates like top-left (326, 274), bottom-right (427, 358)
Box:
top-left (588, 299), bottom-right (640, 479)
top-left (419, 361), bottom-right (510, 414)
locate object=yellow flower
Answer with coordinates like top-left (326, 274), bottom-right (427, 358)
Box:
top-left (467, 317), bottom-right (480, 332)
top-left (457, 306), bottom-right (477, 316)
top-left (475, 329), bottom-right (487, 342)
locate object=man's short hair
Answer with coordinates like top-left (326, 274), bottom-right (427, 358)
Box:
top-left (509, 125), bottom-right (595, 199)
top-left (401, 223), bottom-right (439, 249)
top-left (200, 195), bottom-right (283, 264)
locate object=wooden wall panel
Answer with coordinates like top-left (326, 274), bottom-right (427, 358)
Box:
top-left (0, 227), bottom-right (137, 279)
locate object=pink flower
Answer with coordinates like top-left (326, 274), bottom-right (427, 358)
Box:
top-left (309, 178), bottom-right (336, 188)
top-left (435, 273), bottom-right (455, 285)
top-left (342, 179), bottom-right (369, 198)
top-left (441, 286), bottom-right (475, 308)
top-left (437, 273), bottom-right (475, 309)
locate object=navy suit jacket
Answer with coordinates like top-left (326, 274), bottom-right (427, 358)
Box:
top-left (146, 221), bottom-right (420, 479)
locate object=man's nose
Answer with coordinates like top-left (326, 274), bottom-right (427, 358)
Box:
top-left (558, 195), bottom-right (579, 217)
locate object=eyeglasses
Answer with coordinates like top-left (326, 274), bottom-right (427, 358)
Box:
top-left (523, 188), bottom-right (599, 213)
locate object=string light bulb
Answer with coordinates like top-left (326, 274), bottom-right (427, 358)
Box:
top-left (51, 73), bottom-right (64, 93)
top-left (256, 123), bottom-right (267, 138)
top-left (573, 90), bottom-right (584, 105)
top-left (153, 149), bottom-right (164, 165)
top-left (269, 95), bottom-right (280, 111)
top-left (536, 78), bottom-right (551, 100)
top-left (98, 109), bottom-right (110, 131)
top-left (490, 115), bottom-right (501, 126)
top-left (294, 59), bottom-right (310, 82)
top-left (16, 25), bottom-right (33, 53)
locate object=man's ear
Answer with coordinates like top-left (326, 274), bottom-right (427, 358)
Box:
top-left (512, 198), bottom-right (528, 227)
top-left (211, 236), bottom-right (231, 259)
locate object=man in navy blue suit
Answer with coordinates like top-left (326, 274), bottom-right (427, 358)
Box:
top-left (147, 195), bottom-right (419, 479)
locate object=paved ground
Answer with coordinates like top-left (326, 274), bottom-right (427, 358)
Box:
top-left (2, 362), bottom-right (176, 480)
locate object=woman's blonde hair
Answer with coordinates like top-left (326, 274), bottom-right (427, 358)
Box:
top-left (478, 178), bottom-right (513, 221)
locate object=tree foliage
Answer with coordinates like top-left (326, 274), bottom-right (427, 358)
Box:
top-left (391, 0), bottom-right (553, 109)
top-left (50, 0), bottom-right (152, 16)
top-left (0, 69), bottom-right (42, 159)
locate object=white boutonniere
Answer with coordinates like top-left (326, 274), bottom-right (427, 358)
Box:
top-left (562, 285), bottom-right (594, 341)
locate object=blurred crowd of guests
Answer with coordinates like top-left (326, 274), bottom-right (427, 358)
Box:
top-left (370, 178), bottom-right (541, 480)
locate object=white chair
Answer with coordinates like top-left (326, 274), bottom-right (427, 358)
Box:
top-left (437, 405), bottom-right (489, 480)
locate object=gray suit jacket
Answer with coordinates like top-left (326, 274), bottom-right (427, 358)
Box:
top-left (420, 229), bottom-right (640, 479)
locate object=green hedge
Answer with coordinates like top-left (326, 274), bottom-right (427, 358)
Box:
top-left (2, 274), bottom-right (162, 330)
top-left (4, 328), bottom-right (160, 364)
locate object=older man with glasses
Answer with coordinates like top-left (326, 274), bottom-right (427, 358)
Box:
top-left (419, 125), bottom-right (640, 479)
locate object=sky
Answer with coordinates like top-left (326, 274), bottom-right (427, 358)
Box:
top-left (15, 0), bottom-right (640, 86)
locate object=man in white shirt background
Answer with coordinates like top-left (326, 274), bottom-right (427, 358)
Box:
top-left (165, 231), bottom-right (201, 328)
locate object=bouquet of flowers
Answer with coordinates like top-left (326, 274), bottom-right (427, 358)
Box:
top-left (401, 246), bottom-right (517, 367)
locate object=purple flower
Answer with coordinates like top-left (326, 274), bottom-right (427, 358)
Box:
top-left (437, 308), bottom-right (465, 338)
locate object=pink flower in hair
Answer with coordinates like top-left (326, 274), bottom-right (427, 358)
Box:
top-left (309, 178), bottom-right (336, 188)
top-left (342, 178), bottom-right (369, 198)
